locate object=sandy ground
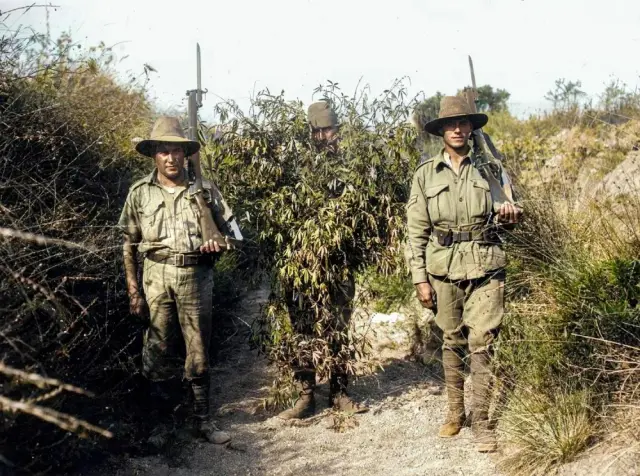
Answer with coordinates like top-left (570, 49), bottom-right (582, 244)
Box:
top-left (82, 287), bottom-right (502, 476)
top-left (76, 286), bottom-right (640, 476)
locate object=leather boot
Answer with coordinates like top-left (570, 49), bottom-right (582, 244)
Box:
top-left (439, 347), bottom-right (466, 438)
top-left (470, 350), bottom-right (497, 453)
top-left (191, 376), bottom-right (231, 445)
top-left (146, 379), bottom-right (177, 449)
top-left (278, 370), bottom-right (317, 420)
top-left (329, 373), bottom-right (368, 414)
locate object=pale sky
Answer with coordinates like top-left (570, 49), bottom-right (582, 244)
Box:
top-left (4, 0), bottom-right (640, 119)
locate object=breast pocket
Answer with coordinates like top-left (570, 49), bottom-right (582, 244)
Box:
top-left (425, 183), bottom-right (452, 225)
top-left (137, 197), bottom-right (166, 242)
top-left (469, 180), bottom-right (491, 220)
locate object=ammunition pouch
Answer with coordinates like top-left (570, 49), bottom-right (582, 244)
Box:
top-left (431, 227), bottom-right (500, 247)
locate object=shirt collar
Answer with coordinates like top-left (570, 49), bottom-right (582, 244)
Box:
top-left (436, 148), bottom-right (473, 170)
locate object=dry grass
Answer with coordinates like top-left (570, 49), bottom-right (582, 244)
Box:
top-left (490, 105), bottom-right (640, 473)
top-left (498, 391), bottom-right (594, 475)
top-left (0, 13), bottom-right (155, 472)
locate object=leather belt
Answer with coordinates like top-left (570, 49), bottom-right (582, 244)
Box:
top-left (146, 251), bottom-right (213, 267)
top-left (431, 228), bottom-right (500, 247)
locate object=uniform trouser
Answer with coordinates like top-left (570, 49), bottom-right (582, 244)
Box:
top-left (142, 259), bottom-right (214, 382)
top-left (428, 270), bottom-right (505, 352)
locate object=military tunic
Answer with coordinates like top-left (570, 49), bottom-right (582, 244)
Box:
top-left (406, 150), bottom-right (507, 352)
top-left (119, 170), bottom-right (217, 381)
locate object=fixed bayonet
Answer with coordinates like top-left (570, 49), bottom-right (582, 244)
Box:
top-left (185, 44), bottom-right (230, 250)
top-left (186, 43), bottom-right (243, 248)
top-left (468, 56), bottom-right (477, 94)
top-left (465, 56), bottom-right (516, 206)
top-left (196, 43), bottom-right (203, 106)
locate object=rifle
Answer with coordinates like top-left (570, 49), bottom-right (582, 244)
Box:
top-left (464, 56), bottom-right (516, 207)
top-left (186, 43), bottom-right (232, 250)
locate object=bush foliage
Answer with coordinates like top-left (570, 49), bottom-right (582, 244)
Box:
top-left (206, 83), bottom-right (420, 398)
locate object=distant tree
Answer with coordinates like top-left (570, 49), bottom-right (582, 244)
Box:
top-left (453, 85), bottom-right (511, 112)
top-left (475, 85), bottom-right (510, 112)
top-left (598, 79), bottom-right (640, 114)
top-left (410, 92), bottom-right (444, 154)
top-left (545, 78), bottom-right (586, 110)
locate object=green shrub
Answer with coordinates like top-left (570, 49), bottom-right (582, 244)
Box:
top-left (359, 267), bottom-right (415, 314)
top-left (207, 83), bottom-right (421, 404)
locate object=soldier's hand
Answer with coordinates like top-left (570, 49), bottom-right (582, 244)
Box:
top-left (200, 239), bottom-right (222, 254)
top-left (415, 282), bottom-right (436, 310)
top-left (129, 292), bottom-right (147, 318)
top-left (498, 202), bottom-right (522, 224)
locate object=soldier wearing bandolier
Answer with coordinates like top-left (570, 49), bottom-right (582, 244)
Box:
top-left (278, 102), bottom-right (369, 420)
top-left (119, 116), bottom-right (232, 446)
top-left (406, 97), bottom-right (521, 452)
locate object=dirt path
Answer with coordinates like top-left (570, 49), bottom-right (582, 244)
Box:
top-left (87, 288), bottom-right (500, 476)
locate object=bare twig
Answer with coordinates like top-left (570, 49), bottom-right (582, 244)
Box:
top-left (0, 362), bottom-right (94, 397)
top-left (0, 4), bottom-right (60, 18)
top-left (24, 386), bottom-right (63, 404)
top-left (0, 395), bottom-right (113, 439)
top-left (0, 226), bottom-right (97, 252)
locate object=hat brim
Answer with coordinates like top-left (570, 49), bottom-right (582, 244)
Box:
top-left (424, 113), bottom-right (489, 136)
top-left (135, 136), bottom-right (200, 158)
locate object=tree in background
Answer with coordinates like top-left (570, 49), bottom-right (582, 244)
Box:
top-left (412, 91), bottom-right (444, 126)
top-left (545, 78), bottom-right (587, 110)
top-left (474, 85), bottom-right (511, 112)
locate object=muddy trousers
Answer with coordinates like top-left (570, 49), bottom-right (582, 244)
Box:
top-left (141, 259), bottom-right (214, 381)
top-left (429, 270), bottom-right (504, 422)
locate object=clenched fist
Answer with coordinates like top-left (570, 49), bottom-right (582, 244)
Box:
top-left (129, 291), bottom-right (147, 320)
top-left (415, 282), bottom-right (436, 310)
top-left (497, 202), bottom-right (522, 224)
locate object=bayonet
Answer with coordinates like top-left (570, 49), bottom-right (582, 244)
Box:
top-left (185, 44), bottom-right (231, 250)
top-left (196, 43), bottom-right (203, 106)
top-left (468, 55), bottom-right (477, 97)
top-left (465, 56), bottom-right (516, 206)
top-left (186, 44), bottom-right (243, 249)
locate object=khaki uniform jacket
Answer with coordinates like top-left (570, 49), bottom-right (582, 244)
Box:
top-left (118, 170), bottom-right (233, 254)
top-left (406, 149), bottom-right (506, 283)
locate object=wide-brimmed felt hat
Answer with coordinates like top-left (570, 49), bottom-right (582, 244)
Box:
top-left (307, 101), bottom-right (339, 129)
top-left (135, 116), bottom-right (200, 157)
top-left (424, 96), bottom-right (488, 136)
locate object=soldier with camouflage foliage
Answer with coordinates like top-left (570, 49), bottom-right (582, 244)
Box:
top-left (277, 101), bottom-right (369, 420)
top-left (406, 96), bottom-right (521, 453)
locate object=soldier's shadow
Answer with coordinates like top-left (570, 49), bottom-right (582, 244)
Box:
top-left (207, 322), bottom-right (447, 424)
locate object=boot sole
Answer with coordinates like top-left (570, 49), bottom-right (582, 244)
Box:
top-left (277, 409), bottom-right (316, 420)
top-left (438, 429), bottom-right (462, 438)
top-left (476, 443), bottom-right (497, 453)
